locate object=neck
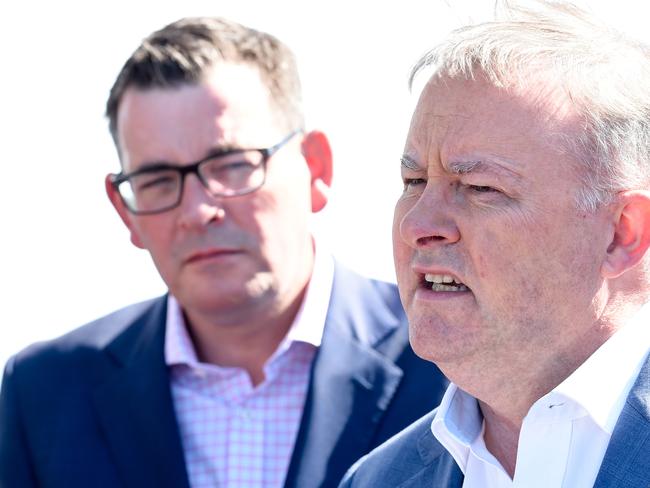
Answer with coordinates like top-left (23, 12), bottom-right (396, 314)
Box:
top-left (179, 239), bottom-right (316, 385)
top-left (480, 401), bottom-right (520, 478)
top-left (442, 306), bottom-right (636, 477)
top-left (184, 283), bottom-right (308, 386)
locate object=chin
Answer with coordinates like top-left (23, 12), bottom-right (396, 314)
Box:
top-left (407, 314), bottom-right (473, 364)
top-left (408, 324), bottom-right (444, 361)
top-left (244, 271), bottom-right (277, 298)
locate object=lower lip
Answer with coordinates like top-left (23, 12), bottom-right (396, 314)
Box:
top-left (186, 251), bottom-right (242, 265)
top-left (413, 285), bottom-right (473, 302)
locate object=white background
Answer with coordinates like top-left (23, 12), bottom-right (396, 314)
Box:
top-left (1, 0), bottom-right (647, 370)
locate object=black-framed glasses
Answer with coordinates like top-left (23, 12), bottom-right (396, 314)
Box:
top-left (110, 130), bottom-right (302, 215)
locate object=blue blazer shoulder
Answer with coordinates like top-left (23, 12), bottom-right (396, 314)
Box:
top-left (0, 263), bottom-right (448, 488)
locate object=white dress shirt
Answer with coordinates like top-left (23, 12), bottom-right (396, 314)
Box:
top-left (431, 303), bottom-right (650, 488)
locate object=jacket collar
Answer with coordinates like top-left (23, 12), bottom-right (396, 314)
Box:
top-left (284, 263), bottom-right (407, 487)
top-left (594, 353), bottom-right (650, 488)
top-left (91, 297), bottom-right (190, 488)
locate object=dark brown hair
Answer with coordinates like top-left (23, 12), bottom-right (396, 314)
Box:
top-left (106, 17), bottom-right (304, 147)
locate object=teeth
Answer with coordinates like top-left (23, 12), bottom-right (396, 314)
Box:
top-left (430, 283), bottom-right (468, 292)
top-left (424, 273), bottom-right (468, 292)
top-left (425, 274), bottom-right (457, 284)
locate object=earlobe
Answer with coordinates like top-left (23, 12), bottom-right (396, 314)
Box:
top-left (301, 130), bottom-right (333, 213)
top-left (105, 174), bottom-right (145, 249)
top-left (602, 190), bottom-right (650, 278)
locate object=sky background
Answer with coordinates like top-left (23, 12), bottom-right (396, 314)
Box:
top-left (1, 0), bottom-right (647, 370)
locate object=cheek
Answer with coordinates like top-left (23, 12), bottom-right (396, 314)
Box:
top-left (129, 219), bottom-right (180, 286)
top-left (232, 199), bottom-right (265, 235)
top-left (131, 218), bottom-right (170, 251)
top-left (473, 218), bottom-right (594, 305)
top-left (392, 197), bottom-right (413, 243)
top-left (474, 252), bottom-right (489, 279)
top-left (244, 190), bottom-right (311, 256)
top-left (469, 225), bottom-right (547, 306)
top-left (392, 204), bottom-right (410, 270)
top-left (392, 202), bottom-right (404, 238)
top-left (234, 189), bottom-right (293, 233)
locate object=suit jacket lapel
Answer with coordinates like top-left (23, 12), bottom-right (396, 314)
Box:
top-left (91, 298), bottom-right (190, 488)
top-left (395, 456), bottom-right (463, 488)
top-left (392, 421), bottom-right (464, 488)
top-left (593, 355), bottom-right (650, 488)
top-left (284, 265), bottom-right (406, 488)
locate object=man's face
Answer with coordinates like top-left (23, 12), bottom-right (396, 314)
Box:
top-left (394, 74), bottom-right (614, 373)
top-left (108, 64), bottom-right (322, 322)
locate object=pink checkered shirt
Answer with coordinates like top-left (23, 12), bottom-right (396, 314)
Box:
top-left (165, 253), bottom-right (334, 488)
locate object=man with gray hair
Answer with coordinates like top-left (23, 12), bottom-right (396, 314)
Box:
top-left (341, 2), bottom-right (650, 487)
top-left (0, 17), bottom-right (447, 488)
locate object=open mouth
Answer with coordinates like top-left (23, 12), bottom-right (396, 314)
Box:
top-left (423, 273), bottom-right (469, 292)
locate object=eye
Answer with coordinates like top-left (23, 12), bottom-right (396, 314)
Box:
top-left (402, 178), bottom-right (426, 191)
top-left (203, 151), bottom-right (261, 178)
top-left (467, 184), bottom-right (498, 193)
top-left (210, 161), bottom-right (254, 175)
top-left (134, 173), bottom-right (177, 192)
top-left (140, 176), bottom-right (173, 188)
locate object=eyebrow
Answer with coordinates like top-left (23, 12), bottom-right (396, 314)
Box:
top-left (447, 158), bottom-right (521, 181)
top-left (400, 153), bottom-right (523, 185)
top-left (400, 154), bottom-right (423, 171)
top-left (205, 143), bottom-right (247, 157)
top-left (135, 143), bottom-right (246, 171)
top-left (447, 160), bottom-right (483, 174)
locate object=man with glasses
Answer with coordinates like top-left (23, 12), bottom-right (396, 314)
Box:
top-left (0, 17), bottom-right (447, 488)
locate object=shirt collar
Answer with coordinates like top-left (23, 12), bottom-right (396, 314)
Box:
top-left (284, 242), bottom-right (334, 348)
top-left (431, 383), bottom-right (482, 473)
top-left (164, 241), bottom-right (334, 367)
top-left (551, 301), bottom-right (650, 432)
top-left (165, 294), bottom-right (197, 367)
top-left (430, 300), bottom-right (650, 470)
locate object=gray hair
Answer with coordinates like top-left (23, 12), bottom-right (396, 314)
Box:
top-left (410, 1), bottom-right (650, 212)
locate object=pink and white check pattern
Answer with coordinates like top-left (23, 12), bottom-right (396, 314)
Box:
top-left (165, 303), bottom-right (316, 488)
top-left (164, 250), bottom-right (334, 487)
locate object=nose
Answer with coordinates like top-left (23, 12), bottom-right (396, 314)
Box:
top-left (177, 173), bottom-right (225, 228)
top-left (396, 183), bottom-right (461, 249)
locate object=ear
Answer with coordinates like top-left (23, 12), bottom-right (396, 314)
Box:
top-left (105, 174), bottom-right (146, 249)
top-left (301, 130), bottom-right (333, 213)
top-left (602, 190), bottom-right (650, 278)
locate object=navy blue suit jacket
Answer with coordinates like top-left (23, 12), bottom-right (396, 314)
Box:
top-left (339, 354), bottom-right (650, 488)
top-left (0, 264), bottom-right (447, 487)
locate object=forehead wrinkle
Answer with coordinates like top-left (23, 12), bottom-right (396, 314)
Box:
top-left (404, 112), bottom-right (459, 174)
